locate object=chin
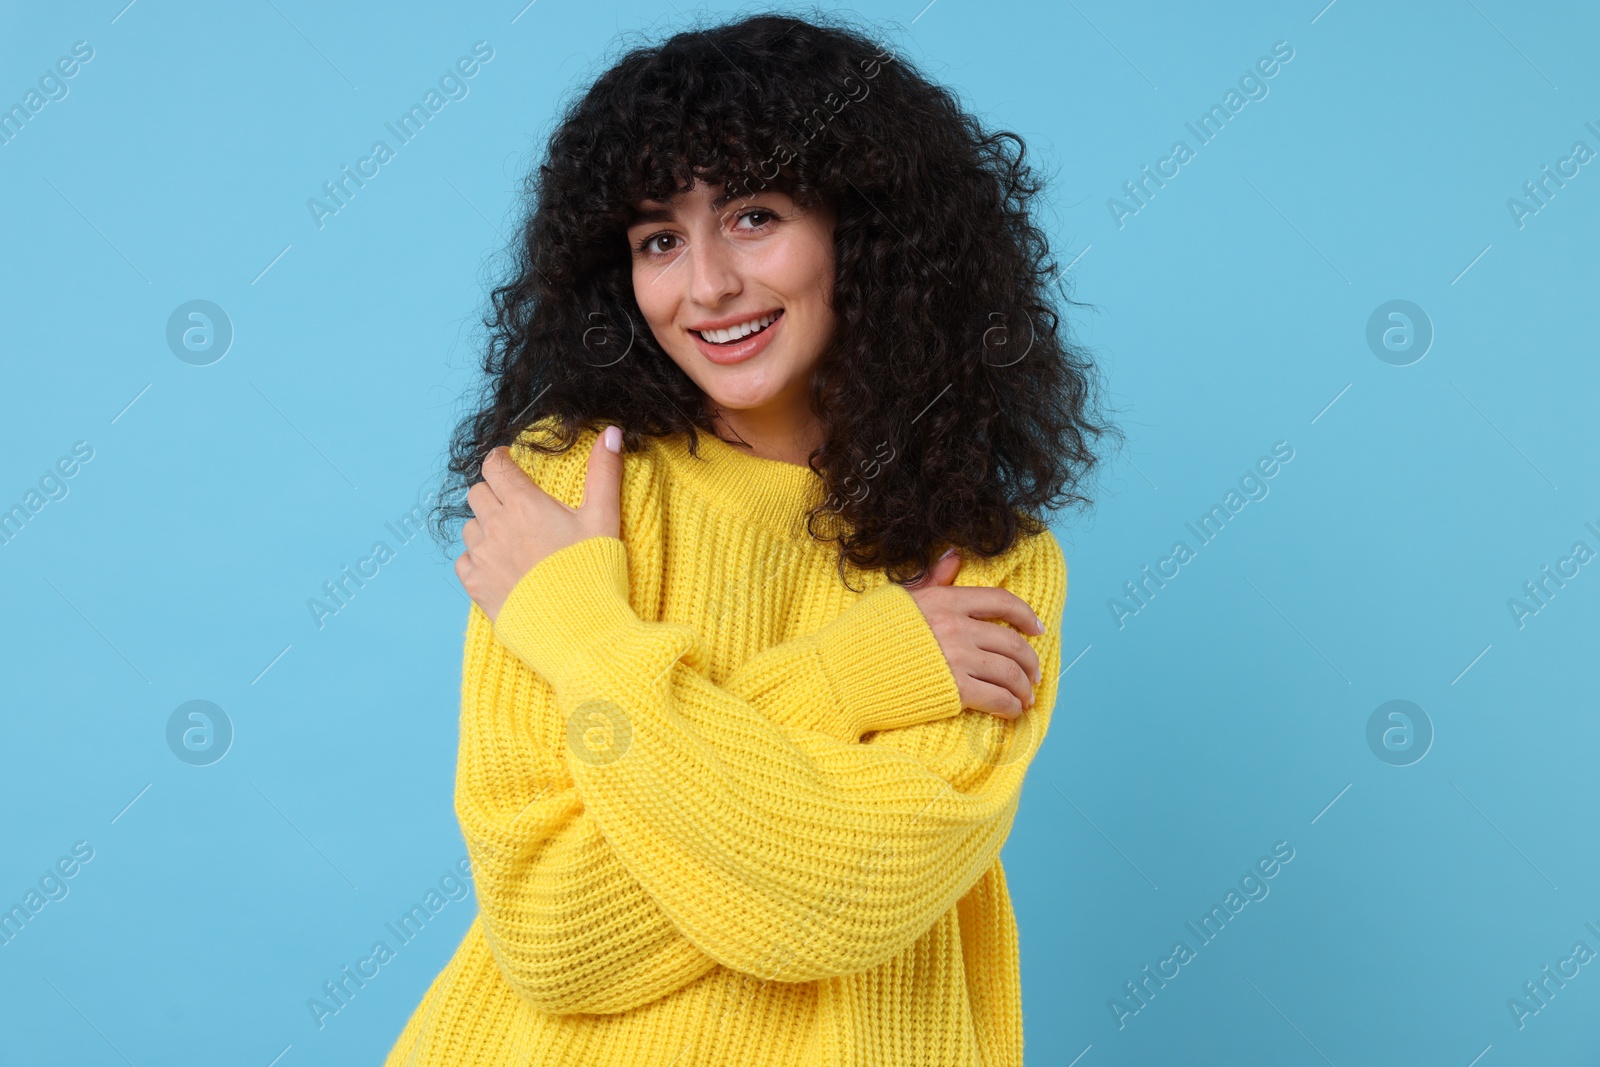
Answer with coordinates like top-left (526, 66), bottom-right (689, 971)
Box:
top-left (702, 388), bottom-right (782, 413)
top-left (696, 371), bottom-right (790, 412)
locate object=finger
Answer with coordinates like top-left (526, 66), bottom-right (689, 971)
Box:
top-left (465, 480), bottom-right (499, 519)
top-left (965, 648), bottom-right (1035, 709)
top-left (579, 425), bottom-right (624, 537)
top-left (906, 547), bottom-right (960, 590)
top-left (966, 618), bottom-right (1041, 685)
top-left (961, 677), bottom-right (1025, 720)
top-left (946, 586), bottom-right (1045, 635)
top-left (928, 548), bottom-right (961, 586)
top-left (480, 445), bottom-right (546, 507)
top-left (461, 516), bottom-right (483, 550)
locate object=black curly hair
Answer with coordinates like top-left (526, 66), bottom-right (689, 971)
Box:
top-left (429, 8), bottom-right (1121, 587)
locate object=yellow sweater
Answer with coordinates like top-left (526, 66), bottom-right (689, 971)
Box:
top-left (385, 420), bottom-right (1067, 1066)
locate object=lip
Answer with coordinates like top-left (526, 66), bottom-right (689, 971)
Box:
top-left (688, 307), bottom-right (783, 332)
top-left (689, 309), bottom-right (784, 366)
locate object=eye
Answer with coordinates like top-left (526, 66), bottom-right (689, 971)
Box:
top-left (734, 208), bottom-right (777, 230)
top-left (634, 231), bottom-right (680, 257)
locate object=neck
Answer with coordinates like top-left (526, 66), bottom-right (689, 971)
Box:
top-left (707, 400), bottom-right (826, 468)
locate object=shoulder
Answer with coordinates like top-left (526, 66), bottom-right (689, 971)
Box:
top-left (1012, 526), bottom-right (1068, 603)
top-left (504, 416), bottom-right (591, 508)
top-left (1031, 525), bottom-right (1068, 587)
top-left (506, 416), bottom-right (667, 517)
top-left (958, 521), bottom-right (1069, 620)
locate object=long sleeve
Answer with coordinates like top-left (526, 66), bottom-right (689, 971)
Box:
top-left (721, 576), bottom-right (967, 740)
top-left (488, 528), bottom-right (1066, 984)
top-left (456, 559), bottom-right (971, 1014)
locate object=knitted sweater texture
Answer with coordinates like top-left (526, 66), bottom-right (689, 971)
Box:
top-left (384, 419), bottom-right (1068, 1066)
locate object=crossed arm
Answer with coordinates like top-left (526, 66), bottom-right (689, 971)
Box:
top-left (456, 527), bottom-right (1065, 1015)
top-left (452, 426), bottom-right (1067, 1014)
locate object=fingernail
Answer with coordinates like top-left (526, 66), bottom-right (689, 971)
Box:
top-left (603, 425), bottom-right (622, 453)
top-left (1033, 614), bottom-right (1044, 631)
top-left (939, 547), bottom-right (956, 561)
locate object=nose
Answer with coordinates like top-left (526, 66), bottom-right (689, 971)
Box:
top-left (686, 225), bottom-right (742, 309)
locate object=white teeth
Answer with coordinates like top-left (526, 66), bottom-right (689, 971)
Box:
top-left (700, 311), bottom-right (778, 344)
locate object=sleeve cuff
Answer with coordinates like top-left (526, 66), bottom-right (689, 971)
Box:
top-left (813, 581), bottom-right (965, 736)
top-left (494, 538), bottom-right (965, 738)
top-left (491, 536), bottom-right (644, 699)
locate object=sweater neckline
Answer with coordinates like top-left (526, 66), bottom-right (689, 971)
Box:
top-left (656, 428), bottom-right (826, 537)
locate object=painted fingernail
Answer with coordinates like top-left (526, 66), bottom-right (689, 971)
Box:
top-left (603, 425), bottom-right (622, 453)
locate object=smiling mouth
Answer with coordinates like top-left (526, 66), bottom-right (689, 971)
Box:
top-left (692, 309), bottom-right (784, 345)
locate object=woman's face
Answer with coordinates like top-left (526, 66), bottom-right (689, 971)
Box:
top-left (626, 179), bottom-right (837, 426)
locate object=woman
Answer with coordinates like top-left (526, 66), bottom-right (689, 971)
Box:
top-left (393, 11), bottom-right (1116, 1066)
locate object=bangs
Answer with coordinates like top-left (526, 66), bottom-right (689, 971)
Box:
top-left (567, 16), bottom-right (875, 230)
top-left (623, 111), bottom-right (818, 213)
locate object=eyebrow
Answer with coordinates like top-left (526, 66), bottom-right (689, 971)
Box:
top-left (628, 189), bottom-right (745, 227)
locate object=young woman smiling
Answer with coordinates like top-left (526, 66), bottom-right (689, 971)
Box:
top-left (392, 12), bottom-right (1116, 1067)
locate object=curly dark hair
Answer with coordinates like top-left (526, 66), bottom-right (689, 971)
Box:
top-left (429, 8), bottom-right (1121, 587)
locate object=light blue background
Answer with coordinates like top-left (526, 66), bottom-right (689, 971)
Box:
top-left (3, 1), bottom-right (1597, 1064)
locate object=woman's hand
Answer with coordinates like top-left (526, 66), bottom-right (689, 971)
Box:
top-left (455, 425), bottom-right (624, 623)
top-left (906, 549), bottom-right (1046, 721)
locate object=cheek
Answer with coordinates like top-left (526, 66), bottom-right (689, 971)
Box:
top-left (796, 252), bottom-right (837, 336)
top-left (631, 265), bottom-right (678, 332)
top-left (771, 250), bottom-right (836, 359)
top-left (768, 235), bottom-right (835, 310)
top-left (801, 223), bottom-right (838, 307)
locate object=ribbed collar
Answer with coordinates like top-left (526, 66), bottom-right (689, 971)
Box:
top-left (653, 429), bottom-right (826, 539)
